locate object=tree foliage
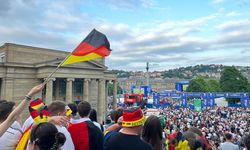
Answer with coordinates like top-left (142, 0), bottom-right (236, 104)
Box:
top-left (220, 66), bottom-right (249, 92)
top-left (219, 66), bottom-right (249, 104)
top-left (186, 76), bottom-right (210, 92)
top-left (107, 83), bottom-right (123, 96)
top-left (207, 79), bottom-right (221, 92)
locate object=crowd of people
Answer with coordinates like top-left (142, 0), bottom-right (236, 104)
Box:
top-left (161, 107), bottom-right (250, 150)
top-left (0, 84), bottom-right (249, 150)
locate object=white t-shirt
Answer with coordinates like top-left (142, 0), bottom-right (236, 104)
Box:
top-left (22, 116), bottom-right (34, 131)
top-left (56, 125), bottom-right (75, 150)
top-left (0, 121), bottom-right (23, 150)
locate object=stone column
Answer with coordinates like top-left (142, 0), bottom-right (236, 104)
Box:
top-left (105, 80), bottom-right (109, 110)
top-left (113, 80), bottom-right (117, 109)
top-left (98, 79), bottom-right (106, 123)
top-left (66, 78), bottom-right (74, 104)
top-left (1, 78), bottom-right (14, 100)
top-left (83, 79), bottom-right (90, 102)
top-left (45, 78), bottom-right (55, 105)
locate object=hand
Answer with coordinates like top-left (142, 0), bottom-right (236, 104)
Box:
top-left (27, 83), bottom-right (46, 96)
top-left (49, 116), bottom-right (69, 127)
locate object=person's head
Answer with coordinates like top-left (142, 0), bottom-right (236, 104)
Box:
top-left (29, 122), bottom-right (66, 150)
top-left (188, 127), bottom-right (203, 137)
top-left (48, 101), bottom-right (66, 116)
top-left (114, 108), bottom-right (123, 123)
top-left (122, 107), bottom-right (145, 134)
top-left (142, 115), bottom-right (163, 150)
top-left (225, 133), bottom-right (233, 142)
top-left (77, 101), bottom-right (91, 118)
top-left (109, 110), bottom-right (117, 122)
top-left (244, 134), bottom-right (250, 150)
top-left (182, 131), bottom-right (200, 150)
top-left (0, 100), bottom-right (15, 122)
top-left (89, 109), bottom-right (97, 122)
top-left (67, 103), bottom-right (77, 117)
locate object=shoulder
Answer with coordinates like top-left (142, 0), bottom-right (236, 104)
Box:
top-left (56, 126), bottom-right (70, 134)
top-left (105, 132), bottom-right (122, 142)
top-left (93, 121), bottom-right (101, 129)
top-left (232, 144), bottom-right (239, 149)
top-left (140, 139), bottom-right (153, 149)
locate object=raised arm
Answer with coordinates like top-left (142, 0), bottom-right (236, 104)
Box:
top-left (0, 83), bottom-right (45, 137)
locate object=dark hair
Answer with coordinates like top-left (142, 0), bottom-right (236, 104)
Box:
top-left (77, 101), bottom-right (91, 118)
top-left (89, 109), bottom-right (98, 122)
top-left (182, 131), bottom-right (199, 150)
top-left (225, 133), bottom-right (232, 140)
top-left (244, 134), bottom-right (250, 150)
top-left (142, 115), bottom-right (163, 150)
top-left (68, 103), bottom-right (77, 116)
top-left (48, 100), bottom-right (66, 116)
top-left (188, 127), bottom-right (203, 137)
top-left (30, 122), bottom-right (66, 150)
top-left (114, 108), bottom-right (123, 123)
top-left (109, 110), bottom-right (117, 121)
top-left (0, 100), bottom-right (15, 121)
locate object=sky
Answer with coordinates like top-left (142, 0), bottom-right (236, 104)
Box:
top-left (0, 0), bottom-right (250, 71)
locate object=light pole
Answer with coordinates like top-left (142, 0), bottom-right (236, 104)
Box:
top-left (146, 62), bottom-right (149, 86)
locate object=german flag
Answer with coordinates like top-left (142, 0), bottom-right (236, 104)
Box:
top-left (29, 106), bottom-right (41, 124)
top-left (30, 98), bottom-right (44, 110)
top-left (15, 125), bottom-right (32, 150)
top-left (61, 29), bottom-right (111, 66)
top-left (68, 121), bottom-right (104, 150)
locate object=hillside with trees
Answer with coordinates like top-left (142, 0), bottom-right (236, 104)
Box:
top-left (113, 64), bottom-right (250, 80)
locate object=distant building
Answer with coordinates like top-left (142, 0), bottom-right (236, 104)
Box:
top-left (118, 77), bottom-right (183, 93)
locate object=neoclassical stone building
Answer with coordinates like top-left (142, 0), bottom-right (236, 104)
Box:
top-left (0, 43), bottom-right (117, 121)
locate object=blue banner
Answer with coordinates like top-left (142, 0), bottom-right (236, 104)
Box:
top-left (153, 92), bottom-right (160, 105)
top-left (181, 93), bottom-right (187, 107)
top-left (201, 93), bottom-right (207, 106)
top-left (156, 91), bottom-right (249, 108)
top-left (242, 93), bottom-right (249, 107)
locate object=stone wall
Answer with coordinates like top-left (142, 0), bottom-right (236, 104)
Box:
top-left (5, 43), bottom-right (68, 64)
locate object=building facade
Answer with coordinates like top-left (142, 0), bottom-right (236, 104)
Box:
top-left (0, 43), bottom-right (117, 122)
top-left (118, 77), bottom-right (183, 93)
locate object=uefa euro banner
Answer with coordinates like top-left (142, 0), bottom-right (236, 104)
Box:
top-left (194, 99), bottom-right (202, 112)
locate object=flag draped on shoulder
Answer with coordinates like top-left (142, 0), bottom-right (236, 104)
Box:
top-left (61, 29), bottom-right (111, 66)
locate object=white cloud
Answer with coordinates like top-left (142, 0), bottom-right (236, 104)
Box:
top-left (216, 19), bottom-right (250, 32)
top-left (98, 0), bottom-right (156, 10)
top-left (0, 0), bottom-right (250, 71)
top-left (225, 12), bottom-right (241, 17)
top-left (212, 0), bottom-right (226, 4)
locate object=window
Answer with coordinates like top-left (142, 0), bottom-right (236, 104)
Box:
top-left (0, 52), bottom-right (5, 63)
top-left (59, 79), bottom-right (66, 97)
top-left (74, 79), bottom-right (83, 96)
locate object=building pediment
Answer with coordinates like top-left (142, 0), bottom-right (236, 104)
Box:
top-left (35, 58), bottom-right (107, 70)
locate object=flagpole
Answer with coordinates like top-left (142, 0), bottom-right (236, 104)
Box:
top-left (43, 29), bottom-right (110, 84)
top-left (43, 54), bottom-right (71, 84)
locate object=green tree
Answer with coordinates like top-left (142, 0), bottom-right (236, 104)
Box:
top-left (186, 76), bottom-right (210, 92)
top-left (220, 66), bottom-right (249, 103)
top-left (207, 79), bottom-right (221, 92)
top-left (107, 83), bottom-right (123, 96)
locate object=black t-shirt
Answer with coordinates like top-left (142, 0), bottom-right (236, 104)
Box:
top-left (105, 132), bottom-right (152, 150)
